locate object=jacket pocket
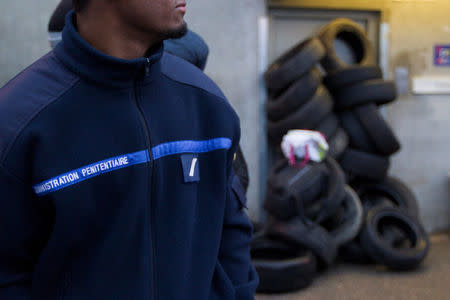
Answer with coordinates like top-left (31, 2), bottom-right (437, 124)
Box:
top-left (209, 261), bottom-right (236, 300)
top-left (231, 174), bottom-right (248, 209)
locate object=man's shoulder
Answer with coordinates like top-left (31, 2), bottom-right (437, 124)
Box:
top-left (160, 52), bottom-right (226, 101)
top-left (160, 53), bottom-right (240, 144)
top-left (0, 51), bottom-right (79, 161)
top-left (0, 51), bottom-right (78, 112)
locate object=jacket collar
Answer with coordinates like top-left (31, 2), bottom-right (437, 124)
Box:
top-left (54, 11), bottom-right (163, 88)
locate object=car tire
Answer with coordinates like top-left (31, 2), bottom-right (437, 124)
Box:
top-left (251, 234), bottom-right (317, 294)
top-left (265, 161), bottom-right (328, 220)
top-left (307, 157), bottom-right (347, 224)
top-left (267, 68), bottom-right (322, 121)
top-left (267, 217), bottom-right (337, 267)
top-left (264, 38), bottom-right (326, 93)
top-left (324, 186), bottom-right (364, 247)
top-left (340, 148), bottom-right (390, 181)
top-left (324, 65), bottom-right (383, 92)
top-left (338, 111), bottom-right (377, 153)
top-left (360, 205), bottom-right (430, 270)
top-left (318, 18), bottom-right (375, 72)
top-left (334, 80), bottom-right (397, 110)
top-left (315, 113), bottom-right (339, 140)
top-left (267, 86), bottom-right (333, 143)
top-left (353, 176), bottom-right (419, 218)
top-left (353, 104), bottom-right (401, 155)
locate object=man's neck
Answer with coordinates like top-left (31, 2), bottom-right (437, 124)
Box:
top-left (76, 12), bottom-right (160, 60)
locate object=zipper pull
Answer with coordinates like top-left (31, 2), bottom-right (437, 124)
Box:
top-left (145, 58), bottom-right (151, 76)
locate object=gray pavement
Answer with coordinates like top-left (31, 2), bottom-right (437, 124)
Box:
top-left (256, 233), bottom-right (450, 300)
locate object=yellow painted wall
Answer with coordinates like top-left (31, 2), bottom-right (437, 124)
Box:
top-left (388, 0), bottom-right (450, 77)
top-left (269, 0), bottom-right (450, 77)
top-left (268, 0), bottom-right (387, 13)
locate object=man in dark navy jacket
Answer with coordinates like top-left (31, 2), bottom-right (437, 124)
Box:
top-left (0, 0), bottom-right (258, 299)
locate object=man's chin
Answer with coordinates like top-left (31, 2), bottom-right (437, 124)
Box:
top-left (164, 22), bottom-right (188, 40)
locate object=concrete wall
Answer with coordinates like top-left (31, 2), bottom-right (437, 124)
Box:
top-left (0, 0), bottom-right (59, 85)
top-left (386, 0), bottom-right (450, 232)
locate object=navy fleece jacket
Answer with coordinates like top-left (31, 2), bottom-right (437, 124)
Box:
top-left (0, 11), bottom-right (258, 300)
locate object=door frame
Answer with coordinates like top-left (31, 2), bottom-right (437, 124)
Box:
top-left (258, 8), bottom-right (382, 218)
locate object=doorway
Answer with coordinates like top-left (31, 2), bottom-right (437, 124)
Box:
top-left (261, 8), bottom-right (381, 213)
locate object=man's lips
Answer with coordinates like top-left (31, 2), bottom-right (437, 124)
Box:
top-left (176, 2), bottom-right (187, 12)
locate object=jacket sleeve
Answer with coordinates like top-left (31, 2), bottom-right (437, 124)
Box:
top-left (219, 173), bottom-right (259, 299)
top-left (0, 164), bottom-right (51, 298)
top-left (217, 120), bottom-right (259, 299)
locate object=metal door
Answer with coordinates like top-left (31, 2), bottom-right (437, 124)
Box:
top-left (268, 8), bottom-right (380, 65)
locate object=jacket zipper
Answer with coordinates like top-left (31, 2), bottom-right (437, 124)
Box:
top-left (133, 58), bottom-right (157, 300)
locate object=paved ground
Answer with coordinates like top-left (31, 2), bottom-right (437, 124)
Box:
top-left (256, 233), bottom-right (450, 300)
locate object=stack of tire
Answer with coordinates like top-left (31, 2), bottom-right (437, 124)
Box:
top-left (339, 176), bottom-right (429, 269)
top-left (251, 18), bottom-right (430, 295)
top-left (319, 18), bottom-right (398, 182)
top-left (252, 157), bottom-right (364, 293)
top-left (264, 37), bottom-right (348, 160)
top-left (318, 18), bottom-right (429, 271)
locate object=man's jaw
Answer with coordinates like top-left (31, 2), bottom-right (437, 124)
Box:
top-left (164, 22), bottom-right (188, 40)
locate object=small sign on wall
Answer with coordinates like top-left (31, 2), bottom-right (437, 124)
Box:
top-left (434, 45), bottom-right (450, 66)
top-left (412, 76), bottom-right (450, 94)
